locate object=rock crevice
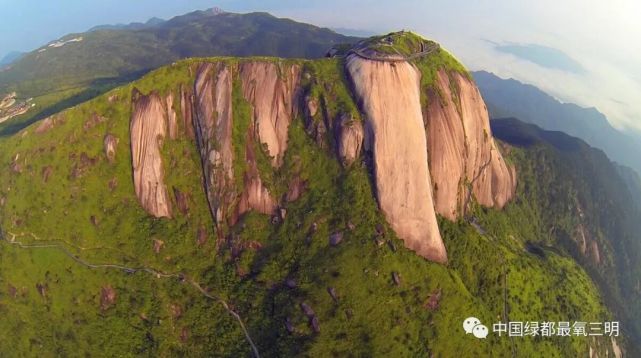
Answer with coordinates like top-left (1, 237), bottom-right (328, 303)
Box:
top-left (193, 63), bottom-right (235, 224)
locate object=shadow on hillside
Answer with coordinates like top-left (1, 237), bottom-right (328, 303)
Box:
top-left (0, 71), bottom-right (149, 137)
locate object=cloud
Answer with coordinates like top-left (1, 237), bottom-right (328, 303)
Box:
top-left (261, 0), bottom-right (641, 132)
top-left (2, 0), bottom-right (639, 132)
top-left (493, 43), bottom-right (585, 74)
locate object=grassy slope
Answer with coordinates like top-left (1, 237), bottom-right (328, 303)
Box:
top-left (492, 118), bottom-right (641, 354)
top-left (0, 52), bottom-right (616, 356)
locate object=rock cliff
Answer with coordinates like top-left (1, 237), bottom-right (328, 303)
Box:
top-left (193, 62), bottom-right (278, 228)
top-left (346, 55), bottom-right (447, 264)
top-left (240, 62), bottom-right (301, 167)
top-left (125, 35), bottom-right (515, 264)
top-left (336, 113), bottom-right (364, 166)
top-left (130, 90), bottom-right (172, 218)
top-left (193, 63), bottom-right (235, 224)
top-left (426, 70), bottom-right (516, 220)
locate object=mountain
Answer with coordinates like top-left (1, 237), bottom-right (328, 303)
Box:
top-left (0, 10), bottom-right (360, 136)
top-left (0, 31), bottom-right (625, 356)
top-left (88, 16), bottom-right (166, 31)
top-left (0, 51), bottom-right (26, 67)
top-left (473, 70), bottom-right (641, 176)
top-left (492, 118), bottom-right (641, 354)
top-left (0, 11), bottom-right (358, 96)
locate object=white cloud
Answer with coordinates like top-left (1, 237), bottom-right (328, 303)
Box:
top-left (265, 0), bottom-right (641, 132)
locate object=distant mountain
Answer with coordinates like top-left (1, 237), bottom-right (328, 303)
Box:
top-left (0, 10), bottom-right (360, 136)
top-left (492, 118), bottom-right (641, 352)
top-left (474, 70), bottom-right (641, 175)
top-left (0, 51), bottom-right (26, 67)
top-left (0, 11), bottom-right (359, 98)
top-left (88, 17), bottom-right (165, 31)
top-left (616, 164), bottom-right (641, 211)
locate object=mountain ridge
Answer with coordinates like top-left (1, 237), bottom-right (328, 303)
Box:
top-left (473, 70), bottom-right (641, 176)
top-left (0, 10), bottom-right (360, 138)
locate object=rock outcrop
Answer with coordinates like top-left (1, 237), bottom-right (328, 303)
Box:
top-left (426, 70), bottom-right (516, 219)
top-left (166, 93), bottom-right (178, 139)
top-left (455, 72), bottom-right (516, 209)
top-left (125, 54), bottom-right (514, 263)
top-left (336, 113), bottom-right (364, 165)
top-left (193, 63), bottom-right (235, 224)
top-left (425, 71), bottom-right (467, 220)
top-left (180, 85), bottom-right (195, 139)
top-left (240, 62), bottom-right (301, 167)
top-left (103, 134), bottom-right (118, 163)
top-left (235, 130), bottom-right (278, 219)
top-left (130, 89), bottom-right (172, 218)
top-left (346, 55), bottom-right (447, 264)
top-left (193, 63), bottom-right (278, 227)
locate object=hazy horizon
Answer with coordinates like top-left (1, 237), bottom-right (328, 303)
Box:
top-left (1, 0), bottom-right (639, 135)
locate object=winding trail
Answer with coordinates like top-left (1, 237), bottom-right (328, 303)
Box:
top-left (0, 230), bottom-right (261, 358)
top-left (347, 42), bottom-right (440, 63)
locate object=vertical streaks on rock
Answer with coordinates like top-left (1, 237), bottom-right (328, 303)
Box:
top-left (193, 63), bottom-right (235, 225)
top-left (425, 71), bottom-right (466, 220)
top-left (104, 133), bottom-right (119, 163)
top-left (166, 92), bottom-right (178, 139)
top-left (336, 113), bottom-right (364, 165)
top-left (240, 62), bottom-right (301, 167)
top-left (455, 73), bottom-right (516, 209)
top-left (346, 55), bottom-right (447, 264)
top-left (426, 70), bottom-right (516, 218)
top-left (235, 129), bottom-right (277, 219)
top-left (130, 89), bottom-right (172, 218)
top-left (180, 85), bottom-right (195, 139)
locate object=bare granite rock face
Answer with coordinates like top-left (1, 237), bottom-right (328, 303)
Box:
top-left (180, 85), bottom-right (195, 139)
top-left (100, 285), bottom-right (117, 311)
top-left (346, 55), bottom-right (447, 264)
top-left (234, 128), bottom-right (278, 219)
top-left (130, 89), bottom-right (172, 218)
top-left (426, 70), bottom-right (516, 219)
top-left (425, 71), bottom-right (467, 220)
top-left (455, 72), bottom-right (516, 209)
top-left (35, 115), bottom-right (62, 134)
top-left (194, 62), bottom-right (277, 227)
top-left (166, 92), bottom-right (178, 139)
top-left (103, 134), bottom-right (118, 163)
top-left (336, 113), bottom-right (364, 165)
top-left (193, 63), bottom-right (235, 224)
top-left (240, 62), bottom-right (301, 167)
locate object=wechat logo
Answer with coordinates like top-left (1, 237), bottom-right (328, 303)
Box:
top-left (463, 317), bottom-right (489, 339)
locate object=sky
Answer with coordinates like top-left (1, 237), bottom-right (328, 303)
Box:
top-left (1, 0), bottom-right (640, 133)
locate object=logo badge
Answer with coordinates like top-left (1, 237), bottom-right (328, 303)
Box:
top-left (464, 317), bottom-right (489, 339)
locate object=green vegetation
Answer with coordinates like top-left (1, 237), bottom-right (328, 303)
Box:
top-left (0, 54), bottom-right (624, 356)
top-left (356, 31), bottom-right (435, 57)
top-left (492, 118), bottom-right (641, 354)
top-left (0, 11), bottom-right (360, 138)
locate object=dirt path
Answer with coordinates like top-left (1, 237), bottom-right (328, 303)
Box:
top-left (0, 230), bottom-right (261, 358)
top-left (347, 42), bottom-right (440, 63)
